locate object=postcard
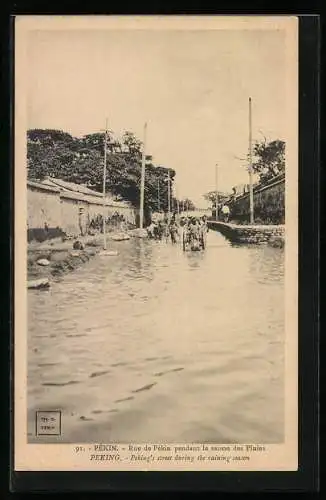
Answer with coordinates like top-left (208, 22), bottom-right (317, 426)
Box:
top-left (14, 15), bottom-right (298, 471)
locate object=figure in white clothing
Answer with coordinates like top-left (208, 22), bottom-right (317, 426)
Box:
top-left (221, 205), bottom-right (230, 222)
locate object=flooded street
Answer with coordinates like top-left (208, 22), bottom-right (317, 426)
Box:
top-left (28, 230), bottom-right (284, 444)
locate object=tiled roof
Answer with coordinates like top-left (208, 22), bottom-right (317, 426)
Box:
top-left (27, 179), bottom-right (61, 193)
top-left (42, 177), bottom-right (103, 198)
top-left (28, 176), bottom-right (132, 208)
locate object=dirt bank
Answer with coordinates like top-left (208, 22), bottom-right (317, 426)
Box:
top-left (28, 247), bottom-right (97, 283)
top-left (27, 233), bottom-right (119, 284)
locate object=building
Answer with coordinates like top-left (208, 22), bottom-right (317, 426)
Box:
top-left (27, 177), bottom-right (137, 241)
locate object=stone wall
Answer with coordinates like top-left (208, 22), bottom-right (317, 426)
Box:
top-left (208, 221), bottom-right (285, 246)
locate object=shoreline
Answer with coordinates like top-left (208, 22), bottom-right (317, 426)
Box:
top-left (27, 229), bottom-right (140, 288)
top-left (207, 221), bottom-right (285, 247)
top-left (27, 221), bottom-right (285, 289)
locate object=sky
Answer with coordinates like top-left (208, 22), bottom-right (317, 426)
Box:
top-left (27, 28), bottom-right (286, 207)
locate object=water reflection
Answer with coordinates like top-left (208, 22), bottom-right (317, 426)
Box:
top-left (130, 239), bottom-right (154, 281)
top-left (27, 231), bottom-right (284, 444)
top-left (133, 238), bottom-right (146, 273)
top-left (186, 251), bottom-right (205, 269)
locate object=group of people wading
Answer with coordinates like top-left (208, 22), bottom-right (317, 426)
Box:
top-left (146, 214), bottom-right (209, 251)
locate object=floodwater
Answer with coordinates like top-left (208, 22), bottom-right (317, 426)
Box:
top-left (27, 230), bottom-right (284, 443)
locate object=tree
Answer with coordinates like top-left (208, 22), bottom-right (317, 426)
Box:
top-left (27, 129), bottom-right (77, 181)
top-left (142, 164), bottom-right (176, 212)
top-left (251, 138), bottom-right (285, 184)
top-left (27, 128), bottom-right (177, 213)
top-left (122, 131), bottom-right (142, 158)
top-left (179, 198), bottom-right (196, 211)
top-left (203, 190), bottom-right (230, 207)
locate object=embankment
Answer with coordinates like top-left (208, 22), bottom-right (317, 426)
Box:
top-left (28, 229), bottom-right (130, 283)
top-left (27, 237), bottom-right (102, 284)
top-left (208, 221), bottom-right (285, 247)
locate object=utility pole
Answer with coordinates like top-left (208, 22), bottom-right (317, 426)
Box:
top-left (139, 122), bottom-right (147, 229)
top-left (102, 118), bottom-right (108, 249)
top-left (167, 170), bottom-right (171, 222)
top-left (157, 179), bottom-right (160, 212)
top-left (248, 97), bottom-right (254, 224)
top-left (215, 163), bottom-right (219, 221)
top-left (175, 182), bottom-right (180, 215)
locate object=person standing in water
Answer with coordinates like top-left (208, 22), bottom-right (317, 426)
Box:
top-left (169, 219), bottom-right (179, 244)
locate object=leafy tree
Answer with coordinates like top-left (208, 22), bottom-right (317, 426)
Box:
top-left (27, 129), bottom-right (77, 181)
top-left (179, 198), bottom-right (196, 211)
top-left (27, 129), bottom-right (74, 145)
top-left (203, 191), bottom-right (230, 207)
top-left (27, 128), bottom-right (176, 214)
top-left (122, 131), bottom-right (142, 157)
top-left (251, 138), bottom-right (285, 184)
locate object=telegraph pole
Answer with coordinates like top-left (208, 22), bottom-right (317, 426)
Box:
top-left (248, 97), bottom-right (254, 224)
top-left (102, 118), bottom-right (108, 249)
top-left (215, 163), bottom-right (219, 221)
top-left (157, 179), bottom-right (160, 212)
top-left (167, 170), bottom-right (171, 222)
top-left (139, 122), bottom-right (147, 229)
top-left (175, 182), bottom-right (180, 215)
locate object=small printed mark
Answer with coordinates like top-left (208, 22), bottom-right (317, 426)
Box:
top-left (79, 415), bottom-right (93, 421)
top-left (36, 410), bottom-right (61, 436)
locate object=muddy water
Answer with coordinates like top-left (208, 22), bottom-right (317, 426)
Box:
top-left (27, 230), bottom-right (284, 443)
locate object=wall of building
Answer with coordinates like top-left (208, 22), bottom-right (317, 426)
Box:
top-left (27, 185), bottom-right (62, 230)
top-left (88, 201), bottom-right (104, 221)
top-left (111, 205), bottom-right (137, 225)
top-left (226, 175), bottom-right (285, 225)
top-left (59, 197), bottom-right (80, 235)
top-left (27, 181), bottom-right (138, 241)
